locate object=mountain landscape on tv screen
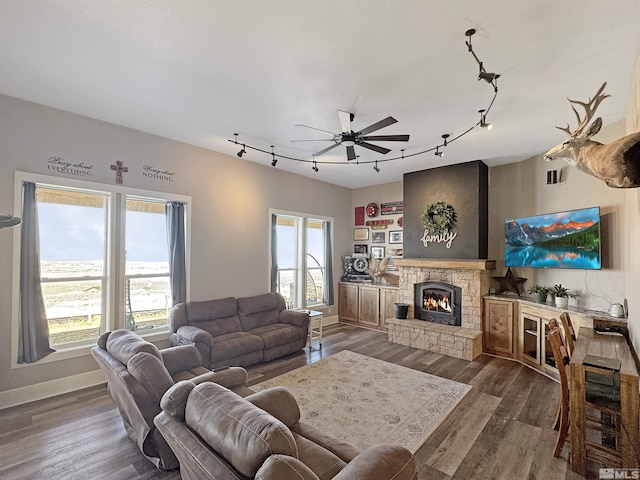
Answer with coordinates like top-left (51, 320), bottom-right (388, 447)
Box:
top-left (504, 208), bottom-right (601, 269)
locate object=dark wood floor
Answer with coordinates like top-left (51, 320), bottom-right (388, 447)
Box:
top-left (0, 323), bottom-right (596, 479)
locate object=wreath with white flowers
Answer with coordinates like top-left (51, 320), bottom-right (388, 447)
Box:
top-left (420, 202), bottom-right (457, 235)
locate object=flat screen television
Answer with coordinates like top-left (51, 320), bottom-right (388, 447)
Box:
top-left (505, 206), bottom-right (601, 269)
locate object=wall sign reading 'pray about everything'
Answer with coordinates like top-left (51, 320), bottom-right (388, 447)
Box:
top-left (420, 201), bottom-right (458, 249)
top-left (47, 156), bottom-right (94, 177)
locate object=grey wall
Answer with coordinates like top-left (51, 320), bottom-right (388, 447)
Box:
top-left (0, 94), bottom-right (351, 399)
top-left (403, 160), bottom-right (488, 259)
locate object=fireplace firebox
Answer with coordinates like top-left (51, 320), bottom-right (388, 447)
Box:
top-left (414, 281), bottom-right (462, 326)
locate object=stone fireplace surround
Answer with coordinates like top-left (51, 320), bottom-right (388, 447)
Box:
top-left (387, 258), bottom-right (495, 361)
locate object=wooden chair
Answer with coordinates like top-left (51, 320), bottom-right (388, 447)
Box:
top-left (548, 321), bottom-right (571, 457)
top-left (560, 312), bottom-right (576, 357)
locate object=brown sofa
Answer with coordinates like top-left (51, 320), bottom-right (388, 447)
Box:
top-left (91, 329), bottom-right (251, 470)
top-left (168, 292), bottom-right (310, 369)
top-left (154, 381), bottom-right (417, 480)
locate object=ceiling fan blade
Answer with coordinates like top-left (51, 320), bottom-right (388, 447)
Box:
top-left (359, 142), bottom-right (391, 155)
top-left (290, 139), bottom-right (334, 143)
top-left (314, 142), bottom-right (340, 156)
top-left (337, 110), bottom-right (353, 134)
top-left (361, 134), bottom-right (410, 142)
top-left (346, 145), bottom-right (357, 161)
top-left (295, 124), bottom-right (337, 136)
top-left (356, 116), bottom-right (398, 136)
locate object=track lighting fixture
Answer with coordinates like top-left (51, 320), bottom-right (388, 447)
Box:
top-left (478, 109), bottom-right (493, 130)
top-left (227, 30), bottom-right (499, 171)
top-left (466, 28), bottom-right (500, 93)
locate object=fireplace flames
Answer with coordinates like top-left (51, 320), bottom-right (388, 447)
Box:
top-left (423, 294), bottom-right (452, 313)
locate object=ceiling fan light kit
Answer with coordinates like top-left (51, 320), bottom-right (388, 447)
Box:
top-left (228, 29), bottom-right (499, 170)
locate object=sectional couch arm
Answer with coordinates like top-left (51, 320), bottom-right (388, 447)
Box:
top-left (191, 367), bottom-right (249, 390)
top-left (333, 444), bottom-right (417, 480)
top-left (279, 309), bottom-right (310, 330)
top-left (172, 326), bottom-right (213, 368)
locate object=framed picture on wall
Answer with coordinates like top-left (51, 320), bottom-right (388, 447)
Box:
top-left (353, 227), bottom-right (369, 241)
top-left (354, 244), bottom-right (368, 254)
top-left (371, 231), bottom-right (385, 244)
top-left (371, 246), bottom-right (385, 259)
top-left (389, 230), bottom-right (403, 244)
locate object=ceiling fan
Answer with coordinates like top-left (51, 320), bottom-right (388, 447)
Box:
top-left (293, 110), bottom-right (410, 161)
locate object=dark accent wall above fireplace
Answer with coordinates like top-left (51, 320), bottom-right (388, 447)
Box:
top-left (403, 160), bottom-right (488, 259)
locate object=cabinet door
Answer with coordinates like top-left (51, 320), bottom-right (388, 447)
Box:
top-left (338, 284), bottom-right (358, 322)
top-left (520, 312), bottom-right (541, 368)
top-left (380, 288), bottom-right (399, 330)
top-left (358, 286), bottom-right (380, 327)
top-left (483, 299), bottom-right (514, 355)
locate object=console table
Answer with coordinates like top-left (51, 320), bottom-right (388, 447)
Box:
top-left (569, 327), bottom-right (639, 474)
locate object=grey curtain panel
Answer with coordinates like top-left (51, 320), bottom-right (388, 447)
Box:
top-left (18, 181), bottom-right (55, 363)
top-left (322, 220), bottom-right (334, 305)
top-left (166, 201), bottom-right (187, 306)
top-left (270, 214), bottom-right (278, 293)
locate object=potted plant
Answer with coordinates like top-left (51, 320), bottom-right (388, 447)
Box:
top-left (552, 284), bottom-right (576, 308)
top-left (527, 285), bottom-right (549, 304)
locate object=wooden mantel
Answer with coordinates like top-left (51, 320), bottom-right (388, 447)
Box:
top-left (394, 258), bottom-right (496, 271)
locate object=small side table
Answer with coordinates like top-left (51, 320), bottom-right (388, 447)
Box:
top-left (294, 309), bottom-right (323, 349)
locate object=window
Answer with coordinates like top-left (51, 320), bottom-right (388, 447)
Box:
top-left (270, 211), bottom-right (333, 309)
top-left (16, 173), bottom-right (189, 351)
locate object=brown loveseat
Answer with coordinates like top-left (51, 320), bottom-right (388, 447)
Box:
top-left (154, 381), bottom-right (418, 480)
top-left (168, 292), bottom-right (310, 369)
top-left (91, 329), bottom-right (250, 470)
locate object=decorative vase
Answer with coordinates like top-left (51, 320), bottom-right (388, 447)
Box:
top-left (534, 292), bottom-right (546, 304)
top-left (555, 297), bottom-right (569, 308)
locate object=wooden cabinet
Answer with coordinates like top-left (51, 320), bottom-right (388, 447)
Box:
top-left (519, 305), bottom-right (560, 379)
top-left (380, 288), bottom-right (399, 329)
top-left (358, 286), bottom-right (380, 327)
top-left (338, 283), bottom-right (399, 331)
top-left (338, 283), bottom-right (358, 322)
top-left (483, 298), bottom-right (514, 356)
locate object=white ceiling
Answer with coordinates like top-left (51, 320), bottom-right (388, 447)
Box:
top-left (2, 1), bottom-right (639, 189)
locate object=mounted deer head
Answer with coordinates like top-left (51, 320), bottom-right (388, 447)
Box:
top-left (543, 82), bottom-right (640, 188)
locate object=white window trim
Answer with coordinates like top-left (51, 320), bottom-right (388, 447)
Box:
top-left (268, 208), bottom-right (333, 309)
top-left (11, 172), bottom-right (191, 368)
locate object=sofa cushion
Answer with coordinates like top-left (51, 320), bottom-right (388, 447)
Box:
top-left (106, 329), bottom-right (161, 365)
top-left (238, 293), bottom-right (281, 331)
top-left (294, 432), bottom-right (347, 480)
top-left (186, 298), bottom-right (243, 336)
top-left (250, 324), bottom-right (306, 349)
top-left (210, 331), bottom-right (264, 364)
top-left (186, 382), bottom-right (298, 478)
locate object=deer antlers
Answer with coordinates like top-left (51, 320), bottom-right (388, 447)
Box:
top-left (556, 82), bottom-right (610, 138)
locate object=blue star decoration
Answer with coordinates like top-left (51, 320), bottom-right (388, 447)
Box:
top-left (493, 267), bottom-right (527, 296)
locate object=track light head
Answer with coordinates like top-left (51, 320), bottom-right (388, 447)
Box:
top-left (478, 110), bottom-right (493, 131)
top-left (434, 147), bottom-right (443, 157)
top-left (271, 158), bottom-right (278, 167)
top-left (312, 161), bottom-right (319, 172)
top-left (237, 144), bottom-right (246, 157)
top-left (373, 161), bottom-right (380, 173)
top-left (478, 70), bottom-right (496, 83)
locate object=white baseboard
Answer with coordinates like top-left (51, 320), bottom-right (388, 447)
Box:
top-left (0, 369), bottom-right (107, 410)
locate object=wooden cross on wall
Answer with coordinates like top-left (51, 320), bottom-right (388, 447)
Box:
top-left (111, 161), bottom-right (128, 184)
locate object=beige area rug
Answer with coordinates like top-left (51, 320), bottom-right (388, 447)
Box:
top-left (252, 350), bottom-right (471, 453)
